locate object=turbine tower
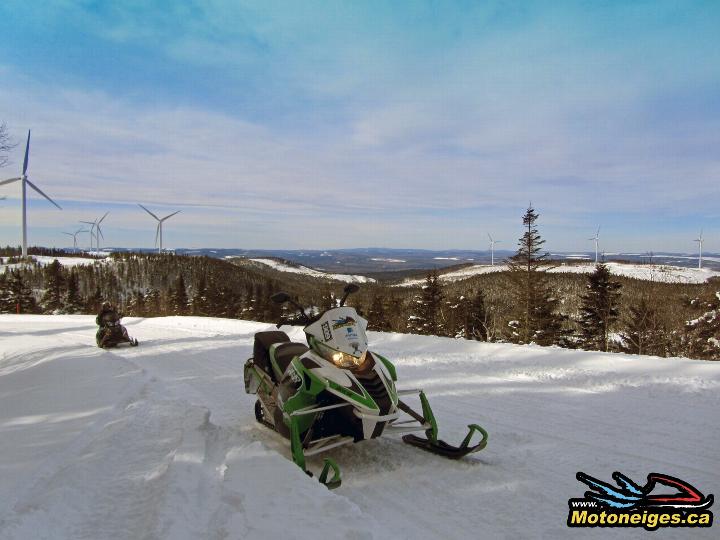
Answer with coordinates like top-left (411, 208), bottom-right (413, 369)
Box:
top-left (0, 130), bottom-right (62, 257)
top-left (138, 204), bottom-right (180, 254)
top-left (589, 226), bottom-right (600, 263)
top-left (488, 233), bottom-right (501, 266)
top-left (694, 230), bottom-right (704, 269)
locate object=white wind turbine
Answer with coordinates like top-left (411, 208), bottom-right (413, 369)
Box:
top-left (694, 230), bottom-right (704, 269)
top-left (588, 226), bottom-right (600, 263)
top-left (488, 233), bottom-right (501, 266)
top-left (81, 212), bottom-right (109, 254)
top-left (0, 130), bottom-right (62, 257)
top-left (63, 227), bottom-right (88, 251)
top-left (138, 204), bottom-right (180, 254)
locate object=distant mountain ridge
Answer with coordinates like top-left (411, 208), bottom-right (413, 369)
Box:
top-left (96, 247), bottom-right (720, 274)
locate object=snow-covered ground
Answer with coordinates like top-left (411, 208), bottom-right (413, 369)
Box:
top-left (248, 258), bottom-right (376, 283)
top-left (0, 255), bottom-right (107, 274)
top-left (1, 315), bottom-right (718, 539)
top-left (395, 262), bottom-right (720, 287)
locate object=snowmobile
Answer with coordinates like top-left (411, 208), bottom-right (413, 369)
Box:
top-left (96, 313), bottom-right (139, 348)
top-left (244, 284), bottom-right (488, 489)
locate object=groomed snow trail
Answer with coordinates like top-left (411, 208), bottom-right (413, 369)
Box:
top-left (1, 315), bottom-right (718, 539)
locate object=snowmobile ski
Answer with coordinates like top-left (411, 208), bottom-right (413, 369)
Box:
top-left (402, 424), bottom-right (489, 459)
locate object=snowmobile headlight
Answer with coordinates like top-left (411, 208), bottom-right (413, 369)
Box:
top-left (330, 351), bottom-right (364, 369)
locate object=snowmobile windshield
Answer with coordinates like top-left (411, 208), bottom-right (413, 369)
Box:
top-left (305, 307), bottom-right (369, 369)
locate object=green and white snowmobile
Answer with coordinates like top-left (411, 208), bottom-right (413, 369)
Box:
top-left (244, 284), bottom-right (489, 489)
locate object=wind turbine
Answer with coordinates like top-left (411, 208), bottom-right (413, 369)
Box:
top-left (488, 233), bottom-right (501, 266)
top-left (138, 204), bottom-right (180, 254)
top-left (81, 218), bottom-right (98, 252)
top-left (694, 230), bottom-right (704, 269)
top-left (588, 226), bottom-right (600, 264)
top-left (95, 212), bottom-right (109, 252)
top-left (63, 227), bottom-right (88, 251)
top-left (81, 212), bottom-right (109, 254)
top-left (0, 130), bottom-right (62, 257)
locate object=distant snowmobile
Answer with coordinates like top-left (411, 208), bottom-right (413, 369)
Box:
top-left (96, 303), bottom-right (139, 348)
top-left (244, 284), bottom-right (488, 489)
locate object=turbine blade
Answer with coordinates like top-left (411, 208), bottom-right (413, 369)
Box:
top-left (22, 130), bottom-right (30, 175)
top-left (155, 223), bottom-right (160, 246)
top-left (487, 233), bottom-right (493, 242)
top-left (160, 210), bottom-right (181, 222)
top-left (97, 211), bottom-right (109, 224)
top-left (97, 226), bottom-right (104, 240)
top-left (0, 177), bottom-right (22, 186)
top-left (62, 232), bottom-right (74, 237)
top-left (26, 179), bottom-right (62, 209)
top-left (138, 203), bottom-right (160, 221)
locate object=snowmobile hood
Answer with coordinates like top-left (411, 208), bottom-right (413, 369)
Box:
top-left (305, 307), bottom-right (369, 359)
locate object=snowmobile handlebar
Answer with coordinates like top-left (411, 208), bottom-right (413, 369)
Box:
top-left (271, 284), bottom-right (360, 326)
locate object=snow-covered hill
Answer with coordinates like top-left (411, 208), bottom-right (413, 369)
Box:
top-left (1, 315), bottom-right (718, 539)
top-left (247, 258), bottom-right (376, 283)
top-left (395, 262), bottom-right (720, 287)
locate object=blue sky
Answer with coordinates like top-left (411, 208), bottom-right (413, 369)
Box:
top-left (1, 1), bottom-right (718, 253)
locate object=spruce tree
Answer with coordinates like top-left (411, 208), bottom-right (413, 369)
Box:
top-left (170, 274), bottom-right (189, 315)
top-left (464, 289), bottom-right (489, 341)
top-left (684, 290), bottom-right (720, 360)
top-left (407, 270), bottom-right (445, 336)
top-left (3, 270), bottom-right (38, 313)
top-left (40, 259), bottom-right (65, 313)
top-left (620, 297), bottom-right (663, 356)
top-left (144, 288), bottom-right (161, 316)
top-left (63, 269), bottom-right (84, 314)
top-left (577, 263), bottom-right (622, 351)
top-left (191, 276), bottom-right (208, 316)
top-left (368, 294), bottom-right (391, 331)
top-left (506, 205), bottom-right (564, 345)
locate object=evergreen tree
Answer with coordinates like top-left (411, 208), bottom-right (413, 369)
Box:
top-left (463, 289), bottom-right (489, 341)
top-left (126, 290), bottom-right (146, 317)
top-left (144, 288), bottom-right (161, 316)
top-left (40, 259), bottom-right (65, 313)
top-left (367, 294), bottom-right (391, 331)
top-left (85, 286), bottom-right (104, 313)
top-left (577, 263), bottom-right (622, 351)
top-left (506, 205), bottom-right (564, 345)
top-left (170, 274), bottom-right (189, 315)
top-left (620, 297), bottom-right (664, 356)
top-left (191, 276), bottom-right (208, 316)
top-left (63, 269), bottom-right (84, 314)
top-left (2, 270), bottom-right (38, 313)
top-left (683, 290), bottom-right (720, 360)
top-left (407, 270), bottom-right (445, 336)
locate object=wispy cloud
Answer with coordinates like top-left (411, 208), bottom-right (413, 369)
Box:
top-left (0, 1), bottom-right (718, 251)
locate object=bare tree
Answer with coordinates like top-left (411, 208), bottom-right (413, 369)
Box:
top-left (0, 122), bottom-right (16, 168)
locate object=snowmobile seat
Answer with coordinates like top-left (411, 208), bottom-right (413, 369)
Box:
top-left (271, 342), bottom-right (309, 379)
top-left (253, 331), bottom-right (291, 377)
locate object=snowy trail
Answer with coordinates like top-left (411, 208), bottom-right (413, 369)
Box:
top-left (1, 315), bottom-right (718, 539)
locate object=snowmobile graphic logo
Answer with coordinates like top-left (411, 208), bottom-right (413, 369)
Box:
top-left (331, 316), bottom-right (356, 330)
top-left (568, 471), bottom-right (713, 530)
top-left (321, 321), bottom-right (332, 341)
